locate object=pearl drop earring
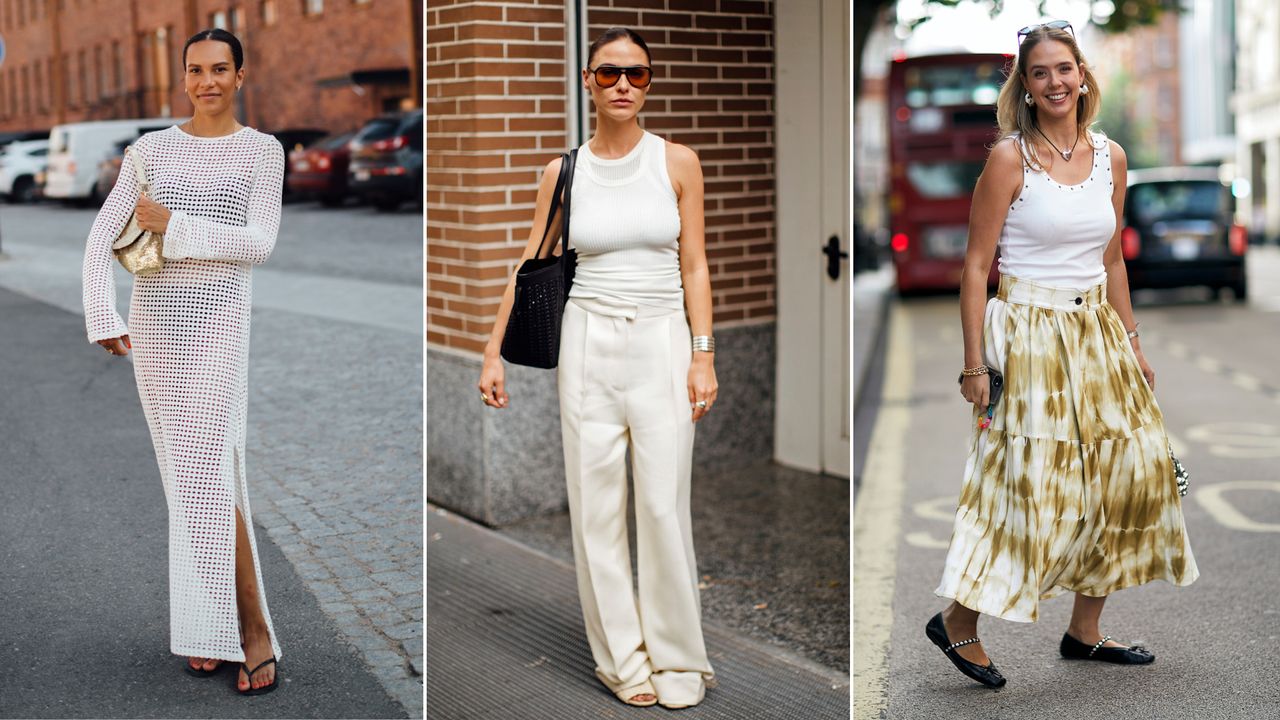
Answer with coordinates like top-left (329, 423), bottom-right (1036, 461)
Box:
top-left (1079, 84), bottom-right (1089, 95)
top-left (1024, 92), bottom-right (1034, 106)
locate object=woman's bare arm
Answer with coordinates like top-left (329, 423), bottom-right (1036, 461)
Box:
top-left (958, 138), bottom-right (1022, 408)
top-left (669, 142), bottom-right (717, 421)
top-left (477, 156), bottom-right (567, 408)
top-left (1099, 141), bottom-right (1153, 388)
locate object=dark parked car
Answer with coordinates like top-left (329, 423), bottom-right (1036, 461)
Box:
top-left (348, 109), bottom-right (423, 211)
top-left (286, 131), bottom-right (354, 206)
top-left (1123, 167), bottom-right (1248, 301)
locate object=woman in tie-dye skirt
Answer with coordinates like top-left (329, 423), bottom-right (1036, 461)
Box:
top-left (925, 21), bottom-right (1198, 689)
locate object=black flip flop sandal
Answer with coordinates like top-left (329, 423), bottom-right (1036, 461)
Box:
top-left (237, 657), bottom-right (280, 696)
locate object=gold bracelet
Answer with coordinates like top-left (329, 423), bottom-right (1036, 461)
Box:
top-left (960, 365), bottom-right (989, 377)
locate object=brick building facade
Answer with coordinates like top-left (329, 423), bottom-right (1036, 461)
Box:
top-left (0, 0), bottom-right (422, 135)
top-left (426, 0), bottom-right (848, 526)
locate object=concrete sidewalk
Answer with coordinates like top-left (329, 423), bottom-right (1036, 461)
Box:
top-left (426, 506), bottom-right (849, 719)
top-left (0, 287), bottom-right (408, 719)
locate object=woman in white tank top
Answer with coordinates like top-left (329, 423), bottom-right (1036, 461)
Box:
top-left (925, 22), bottom-right (1198, 688)
top-left (479, 28), bottom-right (717, 709)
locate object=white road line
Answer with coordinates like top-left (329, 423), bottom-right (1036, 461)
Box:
top-left (853, 304), bottom-right (912, 720)
top-left (1194, 355), bottom-right (1221, 373)
top-left (1194, 481), bottom-right (1280, 532)
top-left (1230, 371), bottom-right (1263, 392)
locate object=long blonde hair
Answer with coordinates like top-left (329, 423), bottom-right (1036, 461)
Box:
top-left (996, 25), bottom-right (1102, 172)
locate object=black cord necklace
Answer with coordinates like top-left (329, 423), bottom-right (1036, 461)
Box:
top-left (1036, 126), bottom-right (1079, 161)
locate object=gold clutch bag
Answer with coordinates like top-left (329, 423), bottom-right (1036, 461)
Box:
top-left (111, 145), bottom-right (165, 276)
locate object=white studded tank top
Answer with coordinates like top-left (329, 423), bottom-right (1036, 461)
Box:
top-left (567, 130), bottom-right (684, 311)
top-left (997, 131), bottom-right (1117, 289)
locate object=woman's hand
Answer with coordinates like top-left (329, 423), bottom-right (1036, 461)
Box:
top-left (688, 354), bottom-right (717, 422)
top-left (960, 373), bottom-right (990, 410)
top-left (478, 354), bottom-right (509, 409)
top-left (136, 193), bottom-right (172, 234)
top-left (97, 335), bottom-right (131, 356)
top-left (1134, 347), bottom-right (1156, 390)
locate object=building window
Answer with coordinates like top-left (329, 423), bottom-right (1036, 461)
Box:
top-left (21, 64), bottom-right (31, 118)
top-left (158, 27), bottom-right (173, 116)
top-left (79, 49), bottom-right (90, 106)
top-left (113, 42), bottom-right (124, 99)
top-left (47, 58), bottom-right (55, 110)
top-left (261, 0), bottom-right (276, 25)
top-left (304, 0), bottom-right (323, 16)
top-left (140, 27), bottom-right (173, 117)
top-left (211, 10), bottom-right (227, 29)
top-left (229, 5), bottom-right (244, 33)
top-left (33, 61), bottom-right (44, 112)
top-left (60, 53), bottom-right (71, 108)
top-left (1155, 36), bottom-right (1174, 69)
top-left (96, 45), bottom-right (107, 98)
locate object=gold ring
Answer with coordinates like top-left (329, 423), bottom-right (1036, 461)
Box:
top-left (481, 393), bottom-right (489, 403)
top-left (695, 400), bottom-right (708, 409)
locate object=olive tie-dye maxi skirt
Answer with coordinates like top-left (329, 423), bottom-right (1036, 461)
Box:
top-left (935, 275), bottom-right (1198, 623)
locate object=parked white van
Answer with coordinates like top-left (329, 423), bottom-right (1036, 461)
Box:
top-left (44, 118), bottom-right (180, 202)
top-left (0, 139), bottom-right (50, 203)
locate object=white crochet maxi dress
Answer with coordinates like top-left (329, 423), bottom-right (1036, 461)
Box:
top-left (82, 125), bottom-right (284, 662)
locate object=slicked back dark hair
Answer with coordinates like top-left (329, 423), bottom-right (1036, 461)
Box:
top-left (587, 27), bottom-right (651, 67)
top-left (183, 28), bottom-right (244, 71)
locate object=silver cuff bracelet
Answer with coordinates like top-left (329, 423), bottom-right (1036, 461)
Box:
top-left (691, 335), bottom-right (715, 353)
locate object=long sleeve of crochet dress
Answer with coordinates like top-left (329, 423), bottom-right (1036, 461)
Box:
top-left (82, 126), bottom-right (285, 662)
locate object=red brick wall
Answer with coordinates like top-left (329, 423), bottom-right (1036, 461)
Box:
top-left (426, 0), bottom-right (776, 354)
top-left (0, 0), bottom-right (417, 135)
top-left (426, 0), bottom-right (571, 352)
top-left (247, 0), bottom-right (418, 132)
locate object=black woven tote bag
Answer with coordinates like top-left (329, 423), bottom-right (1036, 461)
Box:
top-left (500, 149), bottom-right (578, 369)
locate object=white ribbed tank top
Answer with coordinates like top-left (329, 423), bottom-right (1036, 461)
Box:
top-left (998, 131), bottom-right (1116, 289)
top-left (567, 130), bottom-right (684, 310)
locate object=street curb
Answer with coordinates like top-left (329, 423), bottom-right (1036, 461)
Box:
top-left (853, 265), bottom-right (895, 414)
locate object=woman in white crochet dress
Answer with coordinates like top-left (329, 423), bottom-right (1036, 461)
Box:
top-left (479, 27), bottom-right (717, 710)
top-left (82, 28), bottom-right (284, 695)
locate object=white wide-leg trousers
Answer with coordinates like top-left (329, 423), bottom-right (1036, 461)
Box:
top-left (557, 297), bottom-right (715, 707)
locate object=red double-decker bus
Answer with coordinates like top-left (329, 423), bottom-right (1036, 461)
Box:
top-left (887, 53), bottom-right (1008, 292)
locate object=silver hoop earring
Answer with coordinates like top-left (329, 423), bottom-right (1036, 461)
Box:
top-left (1079, 84), bottom-right (1089, 95)
top-left (1024, 92), bottom-right (1034, 106)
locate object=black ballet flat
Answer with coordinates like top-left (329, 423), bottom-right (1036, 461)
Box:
top-left (1060, 633), bottom-right (1155, 664)
top-left (925, 612), bottom-right (1007, 688)
top-left (236, 657), bottom-right (280, 696)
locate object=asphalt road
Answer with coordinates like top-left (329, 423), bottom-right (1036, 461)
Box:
top-left (0, 199), bottom-right (422, 286)
top-left (0, 287), bottom-right (406, 719)
top-left (855, 247), bottom-right (1280, 719)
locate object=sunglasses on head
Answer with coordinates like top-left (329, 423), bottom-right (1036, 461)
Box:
top-left (1017, 20), bottom-right (1074, 44)
top-left (587, 65), bottom-right (653, 89)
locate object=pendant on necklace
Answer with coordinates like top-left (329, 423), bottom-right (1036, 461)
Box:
top-left (1061, 149), bottom-right (1072, 161)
